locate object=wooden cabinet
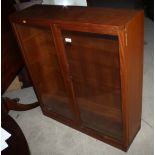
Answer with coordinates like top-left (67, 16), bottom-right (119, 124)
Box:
top-left (10, 5), bottom-right (144, 151)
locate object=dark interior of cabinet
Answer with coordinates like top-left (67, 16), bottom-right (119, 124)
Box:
top-left (62, 30), bottom-right (123, 140)
top-left (15, 24), bottom-right (74, 120)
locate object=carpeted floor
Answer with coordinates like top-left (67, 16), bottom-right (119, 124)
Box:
top-left (3, 17), bottom-right (153, 155)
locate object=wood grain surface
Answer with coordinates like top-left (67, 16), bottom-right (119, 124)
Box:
top-left (10, 5), bottom-right (144, 151)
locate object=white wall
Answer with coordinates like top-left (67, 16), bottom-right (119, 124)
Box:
top-left (42, 0), bottom-right (54, 4)
top-left (42, 0), bottom-right (87, 6)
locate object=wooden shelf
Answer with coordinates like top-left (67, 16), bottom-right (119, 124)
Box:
top-left (10, 5), bottom-right (144, 151)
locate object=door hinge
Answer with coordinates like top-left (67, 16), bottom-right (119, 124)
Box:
top-left (125, 28), bottom-right (128, 46)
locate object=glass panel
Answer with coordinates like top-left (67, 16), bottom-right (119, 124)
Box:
top-left (62, 31), bottom-right (123, 140)
top-left (15, 24), bottom-right (74, 119)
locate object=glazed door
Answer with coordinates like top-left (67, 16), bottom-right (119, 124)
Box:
top-left (62, 30), bottom-right (123, 140)
top-left (14, 24), bottom-right (75, 120)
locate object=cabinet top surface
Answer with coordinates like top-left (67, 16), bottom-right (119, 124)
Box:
top-left (10, 5), bottom-right (143, 28)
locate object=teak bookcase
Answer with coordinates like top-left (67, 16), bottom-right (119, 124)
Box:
top-left (10, 5), bottom-right (144, 151)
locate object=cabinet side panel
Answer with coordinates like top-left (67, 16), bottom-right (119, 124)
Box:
top-left (125, 12), bottom-right (144, 144)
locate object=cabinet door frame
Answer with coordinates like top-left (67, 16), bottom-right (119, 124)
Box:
top-left (11, 22), bottom-right (81, 125)
top-left (52, 23), bottom-right (128, 146)
top-left (11, 19), bottom-right (129, 149)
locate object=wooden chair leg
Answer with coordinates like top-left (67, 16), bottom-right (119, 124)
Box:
top-left (2, 97), bottom-right (39, 111)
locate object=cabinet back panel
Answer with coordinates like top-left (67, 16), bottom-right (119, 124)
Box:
top-left (15, 24), bottom-right (74, 120)
top-left (62, 30), bottom-right (123, 140)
